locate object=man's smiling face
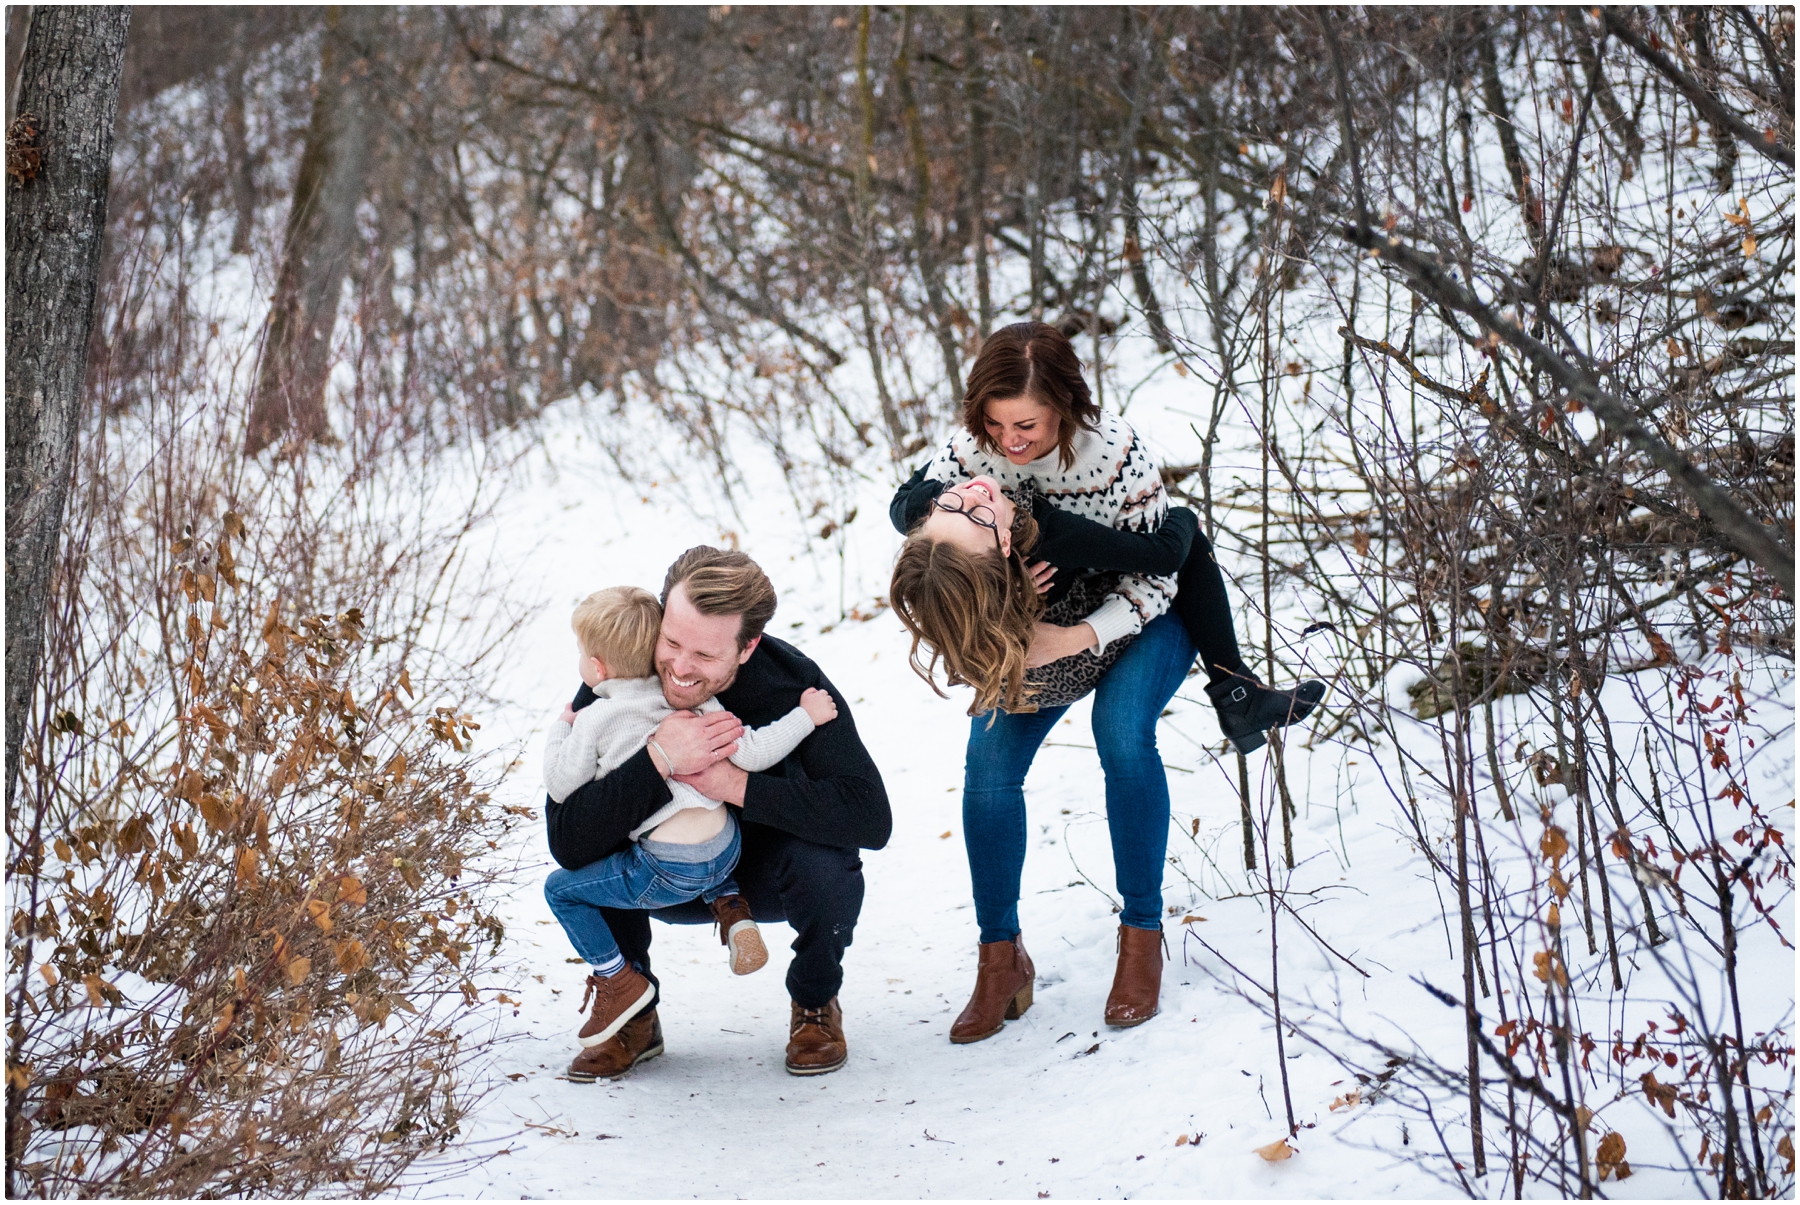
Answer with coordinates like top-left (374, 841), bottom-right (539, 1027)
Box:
top-left (655, 582), bottom-right (758, 710)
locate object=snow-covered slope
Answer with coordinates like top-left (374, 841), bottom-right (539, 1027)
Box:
top-left (396, 391), bottom-right (1793, 1201)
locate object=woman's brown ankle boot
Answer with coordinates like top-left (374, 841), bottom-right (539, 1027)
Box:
top-left (949, 935), bottom-right (1035, 1044)
top-left (1104, 924), bottom-right (1165, 1027)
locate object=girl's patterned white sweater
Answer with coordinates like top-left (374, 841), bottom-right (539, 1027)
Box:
top-left (917, 410), bottom-right (1175, 653)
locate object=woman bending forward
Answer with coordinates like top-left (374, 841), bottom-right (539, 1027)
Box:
top-left (888, 321), bottom-right (1323, 1042)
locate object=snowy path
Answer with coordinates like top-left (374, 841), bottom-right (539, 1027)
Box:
top-left (411, 619), bottom-right (1437, 1201)
top-left (395, 410), bottom-right (1786, 1200)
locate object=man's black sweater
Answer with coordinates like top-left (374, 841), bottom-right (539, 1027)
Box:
top-left (544, 635), bottom-right (892, 871)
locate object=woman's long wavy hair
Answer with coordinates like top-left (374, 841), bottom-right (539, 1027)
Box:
top-left (890, 503), bottom-right (1043, 716)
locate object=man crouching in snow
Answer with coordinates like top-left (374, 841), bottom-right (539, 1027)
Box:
top-left (544, 545), bottom-right (891, 1080)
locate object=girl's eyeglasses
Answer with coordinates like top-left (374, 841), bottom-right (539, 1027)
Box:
top-left (933, 490), bottom-right (1000, 535)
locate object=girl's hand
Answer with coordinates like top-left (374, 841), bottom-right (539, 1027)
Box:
top-left (1026, 621), bottom-right (1099, 668)
top-left (1027, 559), bottom-right (1057, 596)
top-left (558, 703), bottom-right (577, 725)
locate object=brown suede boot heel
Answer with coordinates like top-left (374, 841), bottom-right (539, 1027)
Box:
top-left (949, 935), bottom-right (1035, 1044)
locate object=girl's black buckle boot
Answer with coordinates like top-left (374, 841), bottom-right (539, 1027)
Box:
top-left (1205, 675), bottom-right (1327, 755)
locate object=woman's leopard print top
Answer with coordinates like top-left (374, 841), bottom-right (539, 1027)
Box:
top-left (1006, 479), bottom-right (1137, 711)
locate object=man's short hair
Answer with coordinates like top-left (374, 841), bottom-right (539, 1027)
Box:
top-left (571, 586), bottom-right (662, 678)
top-left (661, 546), bottom-right (777, 650)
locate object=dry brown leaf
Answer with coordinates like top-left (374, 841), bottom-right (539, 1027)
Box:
top-left (1180, 914), bottom-right (1208, 924)
top-left (1546, 903), bottom-right (1561, 930)
top-left (213, 1000), bottom-right (235, 1035)
top-left (1328, 1090), bottom-right (1362, 1111)
top-left (1641, 1071), bottom-right (1678, 1118)
top-left (1540, 826), bottom-right (1570, 865)
top-left (235, 846), bottom-right (259, 888)
top-left (306, 898), bottom-right (334, 933)
top-left (939, 830), bottom-right (953, 839)
top-left (1175, 1133), bottom-right (1189, 1146)
top-left (335, 939), bottom-right (368, 974)
top-left (82, 974), bottom-right (107, 1008)
top-left (1253, 1137), bottom-right (1295, 1162)
top-left (285, 956), bottom-right (311, 986)
top-left (1596, 1130), bottom-right (1630, 1181)
top-left (338, 875), bottom-right (367, 908)
top-left (1532, 949), bottom-right (1569, 987)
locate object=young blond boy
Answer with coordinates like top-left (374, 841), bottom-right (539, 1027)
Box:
top-left (541, 587), bottom-right (836, 1049)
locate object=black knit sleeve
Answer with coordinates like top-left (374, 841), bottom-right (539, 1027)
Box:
top-left (1030, 502), bottom-right (1198, 576)
top-left (889, 462), bottom-right (947, 534)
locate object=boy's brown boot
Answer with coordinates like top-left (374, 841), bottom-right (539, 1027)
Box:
top-left (567, 1009), bottom-right (664, 1083)
top-left (710, 894), bottom-right (769, 976)
top-left (576, 966), bottom-right (656, 1048)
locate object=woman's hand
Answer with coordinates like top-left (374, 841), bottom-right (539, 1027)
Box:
top-left (557, 703), bottom-right (577, 725)
top-left (1027, 559), bottom-right (1057, 596)
top-left (1026, 621), bottom-right (1098, 668)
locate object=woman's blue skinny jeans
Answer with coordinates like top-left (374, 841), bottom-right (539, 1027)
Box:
top-left (961, 610), bottom-right (1196, 943)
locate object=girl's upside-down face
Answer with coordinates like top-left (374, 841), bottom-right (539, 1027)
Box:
top-left (920, 476), bottom-right (1015, 558)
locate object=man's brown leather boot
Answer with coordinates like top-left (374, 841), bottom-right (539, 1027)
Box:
top-left (785, 998), bottom-right (847, 1075)
top-left (1104, 924), bottom-right (1164, 1027)
top-left (567, 1009), bottom-right (664, 1082)
top-left (949, 934), bottom-right (1034, 1044)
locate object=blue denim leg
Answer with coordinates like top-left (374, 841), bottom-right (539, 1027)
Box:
top-left (545, 826), bottom-right (742, 966)
top-left (1090, 610), bottom-right (1197, 931)
top-left (544, 848), bottom-right (658, 966)
top-left (701, 876), bottom-right (740, 905)
top-left (962, 704), bottom-right (1068, 944)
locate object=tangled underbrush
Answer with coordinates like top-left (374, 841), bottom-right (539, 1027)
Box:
top-left (6, 325), bottom-right (525, 1195)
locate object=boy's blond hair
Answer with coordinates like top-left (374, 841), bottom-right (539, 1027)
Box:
top-left (571, 587), bottom-right (662, 679)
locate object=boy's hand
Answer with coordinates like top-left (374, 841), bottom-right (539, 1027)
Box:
top-left (558, 703), bottom-right (577, 725)
top-left (1027, 559), bottom-right (1057, 595)
top-left (799, 687), bottom-right (838, 726)
top-left (653, 709), bottom-right (742, 775)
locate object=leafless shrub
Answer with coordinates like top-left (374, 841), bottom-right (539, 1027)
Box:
top-left (6, 205), bottom-right (527, 1199)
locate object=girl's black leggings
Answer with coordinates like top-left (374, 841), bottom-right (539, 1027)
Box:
top-left (1176, 528), bottom-right (1252, 685)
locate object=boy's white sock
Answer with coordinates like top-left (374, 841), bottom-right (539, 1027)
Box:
top-left (591, 953), bottom-right (627, 978)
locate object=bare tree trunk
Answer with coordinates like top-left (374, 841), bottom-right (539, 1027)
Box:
top-left (222, 12), bottom-right (258, 256)
top-left (4, 14), bottom-right (131, 1186)
top-left (4, 3), bottom-right (130, 806)
top-left (245, 4), bottom-right (378, 457)
top-left (962, 8), bottom-right (991, 341)
top-left (893, 10), bottom-right (963, 402)
top-left (854, 5), bottom-right (904, 453)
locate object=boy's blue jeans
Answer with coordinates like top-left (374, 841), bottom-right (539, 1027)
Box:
top-left (962, 611), bottom-right (1196, 944)
top-left (545, 821), bottom-right (742, 967)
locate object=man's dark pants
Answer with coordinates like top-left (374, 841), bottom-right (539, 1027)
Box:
top-left (599, 820), bottom-right (864, 1008)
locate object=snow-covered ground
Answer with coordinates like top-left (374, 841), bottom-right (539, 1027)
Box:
top-left (394, 393), bottom-right (1793, 1200)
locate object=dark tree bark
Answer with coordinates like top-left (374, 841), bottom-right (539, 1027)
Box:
top-left (4, 8), bottom-right (130, 1189)
top-left (245, 4), bottom-right (379, 457)
top-left (4, 5), bottom-right (130, 807)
